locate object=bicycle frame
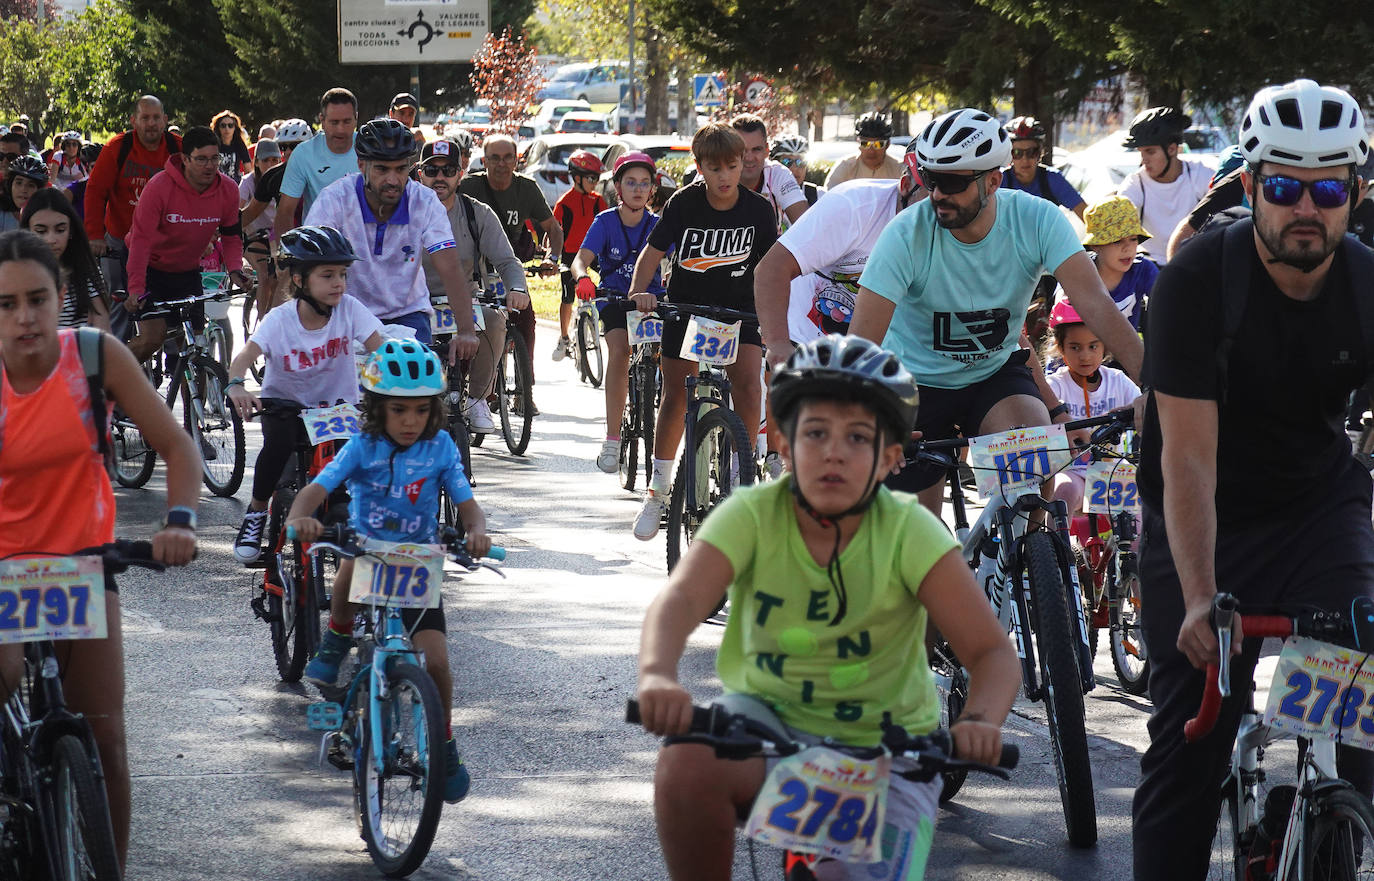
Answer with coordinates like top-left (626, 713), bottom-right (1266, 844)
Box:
top-left (337, 606), bottom-right (432, 780)
top-left (679, 367), bottom-right (733, 517)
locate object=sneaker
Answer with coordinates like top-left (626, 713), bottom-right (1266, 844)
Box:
top-left (596, 439), bottom-right (620, 473)
top-left (634, 493), bottom-right (669, 541)
top-left (551, 335), bottom-right (572, 362)
top-left (763, 451), bottom-right (785, 480)
top-left (462, 396), bottom-right (496, 433)
top-left (233, 510), bottom-right (269, 564)
top-left (443, 739), bottom-right (470, 804)
top-left (304, 628), bottom-right (353, 688)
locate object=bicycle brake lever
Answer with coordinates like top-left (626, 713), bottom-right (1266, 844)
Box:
top-left (1213, 594), bottom-right (1237, 699)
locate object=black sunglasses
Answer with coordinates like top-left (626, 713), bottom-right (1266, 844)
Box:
top-left (919, 167), bottom-right (989, 195)
top-left (421, 164), bottom-right (460, 178)
top-left (1256, 172), bottom-right (1353, 210)
top-left (1010, 146), bottom-right (1041, 160)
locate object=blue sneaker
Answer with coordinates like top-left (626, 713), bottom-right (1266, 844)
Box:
top-left (304, 628), bottom-right (352, 687)
top-left (443, 739), bottom-right (470, 804)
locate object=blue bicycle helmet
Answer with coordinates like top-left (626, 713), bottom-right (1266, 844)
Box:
top-left (362, 339), bottom-right (444, 397)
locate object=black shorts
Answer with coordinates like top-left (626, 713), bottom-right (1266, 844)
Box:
top-left (661, 312), bottom-right (762, 362)
top-left (598, 299), bottom-right (635, 334)
top-left (400, 601), bottom-right (447, 635)
top-left (143, 267), bottom-right (202, 304)
top-left (887, 350), bottom-right (1042, 493)
top-left (560, 267), bottom-right (576, 305)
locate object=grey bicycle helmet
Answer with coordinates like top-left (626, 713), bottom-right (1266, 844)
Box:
top-left (770, 334), bottom-right (918, 444)
top-left (769, 134), bottom-right (809, 158)
top-left (1122, 107), bottom-right (1191, 149)
top-left (856, 111), bottom-right (893, 141)
top-left (279, 225), bottom-right (358, 266)
top-left (1238, 79), bottom-right (1369, 170)
top-left (447, 128), bottom-right (475, 155)
top-left (912, 108), bottom-right (1011, 171)
top-left (354, 118), bottom-right (416, 162)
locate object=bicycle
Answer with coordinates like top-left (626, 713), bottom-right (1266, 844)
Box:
top-left (906, 411), bottom-right (1131, 847)
top-left (0, 540), bottom-right (164, 881)
top-left (625, 698), bottom-right (1018, 880)
top-left (240, 230), bottom-right (274, 384)
top-left (494, 304), bottom-right (535, 456)
top-left (247, 401), bottom-right (352, 683)
top-left (1190, 593), bottom-right (1374, 879)
top-left (108, 288), bottom-right (246, 497)
top-left (302, 523), bottom-right (504, 878)
top-left (573, 294), bottom-right (604, 388)
top-left (618, 301), bottom-right (661, 493)
top-left (660, 303), bottom-right (759, 574)
top-left (198, 271), bottom-right (237, 370)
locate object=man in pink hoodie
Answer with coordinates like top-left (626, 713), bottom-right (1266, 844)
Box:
top-left (125, 125), bottom-right (248, 362)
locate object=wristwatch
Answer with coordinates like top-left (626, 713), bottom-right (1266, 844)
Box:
top-left (1048, 402), bottom-right (1070, 419)
top-left (163, 507), bottom-right (197, 531)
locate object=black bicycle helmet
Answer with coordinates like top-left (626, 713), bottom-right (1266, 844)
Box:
top-left (80, 143), bottom-right (102, 166)
top-left (9, 155), bottom-right (48, 184)
top-left (770, 335), bottom-right (918, 446)
top-left (855, 111), bottom-right (893, 141)
top-left (354, 118), bottom-right (417, 161)
top-left (1122, 106), bottom-right (1191, 149)
top-left (279, 225), bottom-right (359, 266)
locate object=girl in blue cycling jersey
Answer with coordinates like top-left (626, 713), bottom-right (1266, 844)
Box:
top-left (286, 338), bottom-right (489, 804)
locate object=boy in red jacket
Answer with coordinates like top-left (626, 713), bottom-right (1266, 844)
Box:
top-left (124, 125), bottom-right (248, 362)
top-left (552, 149), bottom-right (607, 361)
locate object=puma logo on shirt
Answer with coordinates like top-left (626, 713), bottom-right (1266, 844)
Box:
top-left (678, 227), bottom-right (754, 272)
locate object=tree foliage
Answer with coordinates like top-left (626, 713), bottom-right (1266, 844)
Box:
top-left (470, 27), bottom-right (544, 132)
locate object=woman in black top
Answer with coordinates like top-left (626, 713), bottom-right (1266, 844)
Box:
top-left (210, 109), bottom-right (251, 181)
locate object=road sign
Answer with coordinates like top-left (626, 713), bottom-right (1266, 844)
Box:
top-left (694, 74), bottom-right (726, 107)
top-left (744, 78), bottom-right (771, 105)
top-left (338, 0), bottom-right (490, 65)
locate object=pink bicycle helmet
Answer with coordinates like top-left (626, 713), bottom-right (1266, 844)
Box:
top-left (613, 150), bottom-right (656, 180)
top-left (1048, 298), bottom-right (1084, 328)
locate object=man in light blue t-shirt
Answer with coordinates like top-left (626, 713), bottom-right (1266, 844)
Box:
top-left (273, 87), bottom-right (359, 241)
top-left (852, 108), bottom-right (1143, 513)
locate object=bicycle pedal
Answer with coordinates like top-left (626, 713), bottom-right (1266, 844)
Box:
top-left (321, 731), bottom-right (355, 770)
top-left (249, 594), bottom-right (279, 623)
top-left (307, 701), bottom-right (344, 731)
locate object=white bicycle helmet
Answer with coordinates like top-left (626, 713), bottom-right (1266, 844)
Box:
top-left (912, 108), bottom-right (1011, 171)
top-left (769, 134), bottom-right (809, 158)
top-left (1238, 79), bottom-right (1369, 170)
top-left (275, 118), bottom-right (313, 145)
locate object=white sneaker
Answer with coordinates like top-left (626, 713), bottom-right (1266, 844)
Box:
top-left (462, 396), bottom-right (496, 433)
top-left (552, 335), bottom-right (572, 362)
top-left (633, 493), bottom-right (669, 541)
top-left (596, 439), bottom-right (620, 473)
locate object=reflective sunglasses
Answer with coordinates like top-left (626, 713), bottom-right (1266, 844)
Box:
top-left (1256, 173), bottom-right (1353, 209)
top-left (776, 156), bottom-right (805, 168)
top-left (858, 139), bottom-right (888, 151)
top-left (919, 167), bottom-right (988, 195)
top-left (619, 179), bottom-right (654, 191)
top-left (421, 164), bottom-right (460, 178)
top-left (1010, 146), bottom-right (1041, 160)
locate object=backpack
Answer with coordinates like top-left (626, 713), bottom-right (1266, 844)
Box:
top-left (457, 192), bottom-right (483, 285)
top-left (75, 327), bottom-right (111, 459)
top-left (115, 130), bottom-right (179, 179)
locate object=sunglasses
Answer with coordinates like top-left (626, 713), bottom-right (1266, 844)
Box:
top-left (421, 164), bottom-right (460, 178)
top-left (919, 167), bottom-right (988, 195)
top-left (1010, 147), bottom-right (1041, 160)
top-left (858, 139), bottom-right (888, 151)
top-left (619, 179), bottom-right (653, 191)
top-left (776, 157), bottom-right (805, 168)
top-left (1256, 173), bottom-right (1353, 209)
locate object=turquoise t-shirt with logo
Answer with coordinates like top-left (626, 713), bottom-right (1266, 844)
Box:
top-left (858, 187), bottom-right (1082, 389)
top-left (695, 478), bottom-right (959, 746)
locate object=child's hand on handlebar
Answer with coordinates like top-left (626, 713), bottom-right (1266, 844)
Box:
top-left (287, 516), bottom-right (323, 543)
top-left (227, 385), bottom-right (262, 419)
top-left (464, 529), bottom-right (492, 560)
top-left (152, 525), bottom-right (197, 566)
top-left (950, 717), bottom-right (1004, 767)
top-left (630, 292), bottom-right (658, 312)
top-left (635, 674), bottom-right (694, 736)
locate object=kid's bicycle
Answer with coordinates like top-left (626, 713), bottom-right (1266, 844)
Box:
top-left (573, 294), bottom-right (604, 388)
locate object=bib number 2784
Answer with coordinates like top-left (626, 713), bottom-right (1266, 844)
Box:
top-left (744, 745), bottom-right (889, 863)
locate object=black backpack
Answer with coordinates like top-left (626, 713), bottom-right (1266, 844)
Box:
top-left (114, 130), bottom-right (179, 179)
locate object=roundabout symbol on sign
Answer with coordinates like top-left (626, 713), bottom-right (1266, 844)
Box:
top-left (397, 10), bottom-right (445, 54)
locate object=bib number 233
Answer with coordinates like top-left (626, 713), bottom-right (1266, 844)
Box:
top-left (744, 746), bottom-right (889, 863)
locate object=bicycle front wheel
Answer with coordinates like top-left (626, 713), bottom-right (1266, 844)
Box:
top-left (1302, 786), bottom-right (1374, 879)
top-left (497, 327), bottom-right (534, 455)
top-left (110, 416), bottom-right (156, 489)
top-left (357, 662), bottom-right (446, 878)
top-left (185, 355), bottom-right (245, 496)
top-left (930, 638), bottom-right (969, 804)
top-left (49, 734), bottom-right (121, 881)
top-left (206, 320), bottom-right (231, 370)
top-left (665, 405), bottom-right (754, 573)
top-left (1110, 564), bottom-right (1150, 696)
top-left (1207, 778), bottom-right (1242, 881)
top-left (1024, 531), bottom-right (1098, 847)
top-left (576, 310), bottom-right (603, 388)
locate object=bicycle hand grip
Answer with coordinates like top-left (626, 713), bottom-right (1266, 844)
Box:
top-left (484, 546), bottom-right (506, 562)
top-left (1185, 663), bottom-right (1223, 742)
top-left (286, 525), bottom-right (297, 541)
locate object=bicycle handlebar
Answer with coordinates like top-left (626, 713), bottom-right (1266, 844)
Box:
top-left (907, 410), bottom-right (1134, 469)
top-left (287, 523), bottom-right (506, 566)
top-left (67, 540), bottom-right (165, 576)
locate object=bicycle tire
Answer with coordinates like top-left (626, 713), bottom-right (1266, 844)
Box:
top-left (185, 355), bottom-right (245, 497)
top-left (110, 418), bottom-right (156, 489)
top-left (269, 494), bottom-right (321, 682)
top-left (1110, 566), bottom-right (1150, 696)
top-left (577, 310), bottom-right (603, 388)
top-left (1207, 778), bottom-right (1243, 881)
top-left (618, 410), bottom-right (639, 492)
top-left (264, 497), bottom-right (296, 681)
top-left (357, 662), bottom-right (446, 877)
top-left (497, 326), bottom-right (534, 455)
top-left (206, 320), bottom-right (231, 370)
top-left (240, 295), bottom-right (264, 383)
top-left (665, 405), bottom-right (754, 574)
top-left (450, 411), bottom-right (474, 485)
top-left (1301, 786), bottom-right (1374, 879)
top-left (49, 734), bottom-right (121, 881)
top-left (931, 639), bottom-right (970, 803)
top-left (638, 360), bottom-right (656, 490)
top-left (1024, 530), bottom-right (1098, 847)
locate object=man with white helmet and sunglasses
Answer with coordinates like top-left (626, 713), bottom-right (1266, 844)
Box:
top-left (849, 108), bottom-right (1143, 516)
top-left (1132, 80), bottom-right (1374, 880)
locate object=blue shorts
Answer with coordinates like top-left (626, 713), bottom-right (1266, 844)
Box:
top-left (384, 311), bottom-right (432, 346)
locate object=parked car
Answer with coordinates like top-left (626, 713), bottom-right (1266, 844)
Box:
top-left (520, 133), bottom-right (628, 207)
top-left (597, 135), bottom-right (694, 205)
top-left (528, 98), bottom-right (594, 135)
top-left (557, 112), bottom-right (615, 135)
top-left (536, 61), bottom-right (630, 104)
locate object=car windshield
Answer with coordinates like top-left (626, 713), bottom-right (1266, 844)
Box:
top-left (550, 68), bottom-right (586, 83)
top-left (550, 144), bottom-right (608, 166)
top-left (461, 110), bottom-right (489, 123)
top-left (561, 118), bottom-right (605, 133)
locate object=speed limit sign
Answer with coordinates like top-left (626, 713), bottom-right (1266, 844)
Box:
top-left (744, 78), bottom-right (771, 104)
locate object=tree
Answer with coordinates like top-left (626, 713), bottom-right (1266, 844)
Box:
top-left (470, 27), bottom-right (544, 133)
top-left (123, 0), bottom-right (245, 126)
top-left (49, 0), bottom-right (148, 133)
top-left (0, 18), bottom-right (56, 133)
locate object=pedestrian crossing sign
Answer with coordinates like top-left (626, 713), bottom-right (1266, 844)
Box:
top-left (694, 74), bottom-right (726, 107)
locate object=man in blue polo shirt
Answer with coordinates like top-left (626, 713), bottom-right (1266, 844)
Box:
top-left (1000, 116), bottom-right (1086, 220)
top-left (274, 87), bottom-right (360, 241)
top-left (306, 119), bottom-right (478, 361)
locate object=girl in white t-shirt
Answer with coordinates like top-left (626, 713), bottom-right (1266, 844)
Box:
top-left (1042, 297), bottom-right (1140, 514)
top-left (224, 226), bottom-right (385, 564)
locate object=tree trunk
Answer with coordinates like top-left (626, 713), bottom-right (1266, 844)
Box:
top-left (675, 58), bottom-right (695, 135)
top-left (643, 25), bottom-right (670, 135)
top-left (1146, 83), bottom-right (1184, 111)
top-left (810, 104), bottom-right (824, 142)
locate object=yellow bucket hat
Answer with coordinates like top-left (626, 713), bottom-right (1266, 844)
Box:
top-left (1081, 195), bottom-right (1152, 246)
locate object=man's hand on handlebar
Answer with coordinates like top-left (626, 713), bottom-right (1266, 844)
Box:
top-left (950, 717), bottom-right (1004, 768)
top-left (1178, 593), bottom-right (1242, 670)
top-left (630, 292), bottom-right (658, 313)
top-left (448, 330), bottom-right (479, 365)
top-left (575, 277), bottom-right (596, 301)
top-left (228, 269), bottom-right (251, 291)
top-left (635, 673), bottom-right (695, 737)
top-left (536, 257), bottom-right (559, 278)
top-left (765, 341), bottom-right (796, 372)
top-left (152, 525), bottom-right (197, 566)
top-left (506, 288), bottom-right (530, 310)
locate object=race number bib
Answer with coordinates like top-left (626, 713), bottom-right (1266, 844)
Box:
top-left (430, 300), bottom-right (485, 336)
top-left (1085, 460), bottom-right (1139, 515)
top-left (680, 316), bottom-right (741, 366)
top-left (967, 424), bottom-right (1071, 498)
top-left (1264, 636), bottom-right (1374, 752)
top-left (302, 404), bottom-right (360, 446)
top-left (626, 310), bottom-right (663, 345)
top-left (745, 746), bottom-right (890, 863)
top-left (0, 556), bottom-right (107, 644)
top-left (348, 542), bottom-right (445, 609)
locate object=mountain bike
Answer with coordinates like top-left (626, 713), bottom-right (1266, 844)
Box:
top-left (618, 304), bottom-right (661, 493)
top-left (661, 303), bottom-right (759, 574)
top-left (247, 401), bottom-right (352, 683)
top-left (907, 411), bottom-right (1131, 847)
top-left (303, 524), bottom-right (504, 878)
top-left (109, 288), bottom-right (245, 497)
top-left (198, 271), bottom-right (238, 370)
top-left (239, 230), bottom-right (273, 384)
top-left (429, 297), bottom-right (478, 485)
top-left (573, 294), bottom-right (604, 388)
top-left (625, 698), bottom-right (1018, 880)
top-left (1191, 593), bottom-right (1374, 880)
top-left (0, 540), bottom-right (164, 881)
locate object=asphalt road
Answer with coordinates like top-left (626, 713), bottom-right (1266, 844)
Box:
top-left (107, 320), bottom-right (1211, 880)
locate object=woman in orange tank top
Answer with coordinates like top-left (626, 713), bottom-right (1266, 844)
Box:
top-left (0, 229), bottom-right (201, 870)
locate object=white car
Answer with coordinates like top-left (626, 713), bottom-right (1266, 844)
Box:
top-left (528, 98), bottom-right (593, 135)
top-left (596, 135), bottom-right (694, 205)
top-left (520, 133), bottom-right (628, 207)
top-left (557, 112), bottom-right (614, 135)
top-left (536, 62), bottom-right (629, 104)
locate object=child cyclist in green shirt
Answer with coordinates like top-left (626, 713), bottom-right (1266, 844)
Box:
top-left (636, 335), bottom-right (1020, 880)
